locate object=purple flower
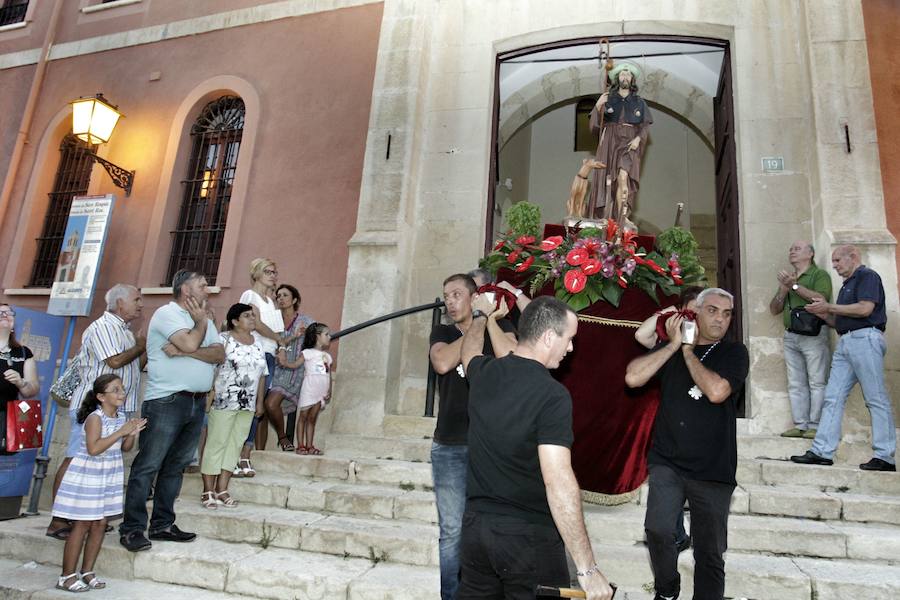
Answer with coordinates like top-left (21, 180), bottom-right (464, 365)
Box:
top-left (601, 262), bottom-right (616, 278)
top-left (624, 258), bottom-right (637, 275)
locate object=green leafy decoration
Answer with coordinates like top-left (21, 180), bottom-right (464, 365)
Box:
top-left (506, 202), bottom-right (542, 238)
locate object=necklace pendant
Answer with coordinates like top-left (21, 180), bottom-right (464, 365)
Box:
top-left (688, 385), bottom-right (703, 400)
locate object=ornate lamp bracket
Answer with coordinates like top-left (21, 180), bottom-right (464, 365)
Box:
top-left (87, 151), bottom-right (135, 197)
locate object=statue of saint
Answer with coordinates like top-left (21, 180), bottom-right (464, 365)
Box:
top-left (589, 61), bottom-right (653, 225)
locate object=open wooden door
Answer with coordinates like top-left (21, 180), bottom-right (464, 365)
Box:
top-left (713, 45), bottom-right (742, 342)
top-left (713, 45), bottom-right (744, 415)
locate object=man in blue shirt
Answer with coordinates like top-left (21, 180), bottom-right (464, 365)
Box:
top-left (791, 245), bottom-right (896, 471)
top-left (120, 270), bottom-right (225, 551)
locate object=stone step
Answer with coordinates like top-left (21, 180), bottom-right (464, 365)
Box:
top-left (583, 502), bottom-right (900, 562)
top-left (747, 458), bottom-right (900, 496)
top-left (0, 557), bottom-right (259, 600)
top-left (0, 521), bottom-right (656, 600)
top-left (382, 414), bottom-right (435, 438)
top-left (0, 517), bottom-right (437, 599)
top-left (175, 499), bottom-right (440, 566)
top-left (325, 433), bottom-right (433, 462)
top-left (247, 451), bottom-right (434, 489)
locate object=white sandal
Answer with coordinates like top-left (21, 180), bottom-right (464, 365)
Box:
top-left (80, 571), bottom-right (106, 589)
top-left (238, 458), bottom-right (255, 478)
top-left (232, 462), bottom-right (245, 478)
top-left (215, 490), bottom-right (238, 508)
top-left (201, 491), bottom-right (218, 509)
top-left (56, 573), bottom-right (89, 593)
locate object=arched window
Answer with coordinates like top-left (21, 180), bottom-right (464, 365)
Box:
top-left (28, 134), bottom-right (96, 288)
top-left (165, 95), bottom-right (245, 285)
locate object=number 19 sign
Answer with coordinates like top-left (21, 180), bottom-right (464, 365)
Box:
top-left (47, 194), bottom-right (115, 317)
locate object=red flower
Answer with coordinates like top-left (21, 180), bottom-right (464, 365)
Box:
top-left (507, 249), bottom-right (521, 264)
top-left (617, 275), bottom-right (628, 289)
top-left (581, 258), bottom-right (602, 275)
top-left (564, 268), bottom-right (587, 293)
top-left (622, 230), bottom-right (637, 249)
top-left (673, 275), bottom-right (684, 285)
top-left (582, 239), bottom-right (601, 256)
top-left (566, 248), bottom-right (588, 266)
top-left (606, 219), bottom-right (619, 241)
top-left (493, 239), bottom-right (506, 251)
top-left (645, 259), bottom-right (666, 275)
top-left (540, 236), bottom-right (564, 251)
top-left (515, 235), bottom-right (536, 246)
top-left (515, 256), bottom-right (535, 272)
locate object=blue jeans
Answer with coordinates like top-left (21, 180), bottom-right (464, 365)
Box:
top-left (431, 442), bottom-right (468, 600)
top-left (120, 392), bottom-right (206, 535)
top-left (812, 328), bottom-right (896, 463)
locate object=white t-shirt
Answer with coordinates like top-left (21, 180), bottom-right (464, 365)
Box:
top-left (239, 289), bottom-right (284, 355)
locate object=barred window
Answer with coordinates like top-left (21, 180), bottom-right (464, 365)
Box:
top-left (164, 96), bottom-right (245, 285)
top-left (0, 0), bottom-right (28, 26)
top-left (28, 135), bottom-right (97, 288)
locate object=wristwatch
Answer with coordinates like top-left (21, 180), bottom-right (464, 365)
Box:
top-left (472, 310), bottom-right (488, 320)
top-left (791, 283), bottom-right (800, 291)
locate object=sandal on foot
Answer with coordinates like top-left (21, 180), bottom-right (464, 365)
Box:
top-left (46, 524), bottom-right (72, 540)
top-left (238, 458), bottom-right (255, 477)
top-left (278, 436), bottom-right (296, 452)
top-left (295, 445), bottom-right (308, 455)
top-left (308, 446), bottom-right (323, 456)
top-left (201, 491), bottom-right (218, 509)
top-left (215, 490), bottom-right (238, 508)
top-left (56, 573), bottom-right (89, 593)
top-left (80, 571), bottom-right (106, 589)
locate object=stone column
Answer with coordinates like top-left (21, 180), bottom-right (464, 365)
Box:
top-left (803, 0), bottom-right (900, 424)
top-left (329, 0), bottom-right (437, 436)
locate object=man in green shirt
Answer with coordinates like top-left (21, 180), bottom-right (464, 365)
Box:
top-left (769, 241), bottom-right (833, 438)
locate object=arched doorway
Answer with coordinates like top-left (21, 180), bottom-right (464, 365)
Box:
top-left (488, 35), bottom-right (741, 345)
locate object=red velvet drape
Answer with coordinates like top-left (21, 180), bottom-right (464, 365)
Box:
top-left (502, 225), bottom-right (672, 494)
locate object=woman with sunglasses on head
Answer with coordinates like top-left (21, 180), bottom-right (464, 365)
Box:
top-left (0, 304), bottom-right (40, 453)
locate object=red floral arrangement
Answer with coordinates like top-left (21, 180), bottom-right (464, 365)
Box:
top-left (482, 220), bottom-right (691, 311)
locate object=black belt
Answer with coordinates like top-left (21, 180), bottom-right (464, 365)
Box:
top-left (176, 391), bottom-right (208, 400)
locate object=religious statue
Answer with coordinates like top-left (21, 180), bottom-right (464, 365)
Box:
top-left (589, 60), bottom-right (653, 226)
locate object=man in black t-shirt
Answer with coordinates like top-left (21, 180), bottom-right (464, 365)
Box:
top-left (457, 296), bottom-right (614, 600)
top-left (429, 274), bottom-right (517, 600)
top-left (626, 288), bottom-right (749, 600)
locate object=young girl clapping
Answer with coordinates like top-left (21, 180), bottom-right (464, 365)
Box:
top-left (51, 374), bottom-right (146, 592)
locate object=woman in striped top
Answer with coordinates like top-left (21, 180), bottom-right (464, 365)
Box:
top-left (51, 374), bottom-right (147, 592)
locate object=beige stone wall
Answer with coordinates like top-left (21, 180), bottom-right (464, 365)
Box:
top-left (333, 0), bottom-right (899, 445)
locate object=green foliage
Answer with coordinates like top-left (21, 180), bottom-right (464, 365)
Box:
top-left (506, 202), bottom-right (542, 238)
top-left (656, 227), bottom-right (707, 286)
top-left (656, 226), bottom-right (697, 256)
top-left (577, 227), bottom-right (605, 239)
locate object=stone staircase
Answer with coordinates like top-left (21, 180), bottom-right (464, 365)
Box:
top-left (0, 415), bottom-right (899, 599)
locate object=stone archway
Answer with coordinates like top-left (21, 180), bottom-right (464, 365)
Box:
top-left (499, 61), bottom-right (714, 152)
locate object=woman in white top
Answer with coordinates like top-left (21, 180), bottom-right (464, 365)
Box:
top-left (235, 258), bottom-right (288, 474)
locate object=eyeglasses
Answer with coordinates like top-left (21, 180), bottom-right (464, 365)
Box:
top-left (0, 310), bottom-right (15, 318)
top-left (263, 269), bottom-right (278, 276)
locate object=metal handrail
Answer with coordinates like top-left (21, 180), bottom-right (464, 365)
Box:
top-left (331, 298), bottom-right (445, 417)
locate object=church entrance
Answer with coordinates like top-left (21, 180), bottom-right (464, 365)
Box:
top-left (488, 36), bottom-right (742, 344)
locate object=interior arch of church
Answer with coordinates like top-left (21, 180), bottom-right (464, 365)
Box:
top-left (495, 39), bottom-right (725, 286)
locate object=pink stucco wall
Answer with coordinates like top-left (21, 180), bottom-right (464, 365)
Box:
top-left (0, 2), bottom-right (384, 362)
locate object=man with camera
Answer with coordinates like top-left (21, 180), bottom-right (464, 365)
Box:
top-left (625, 288), bottom-right (749, 600)
top-left (769, 241), bottom-right (832, 439)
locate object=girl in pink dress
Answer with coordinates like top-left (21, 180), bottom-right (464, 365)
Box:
top-left (286, 323), bottom-right (331, 455)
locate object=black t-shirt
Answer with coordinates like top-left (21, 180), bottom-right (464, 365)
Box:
top-left (465, 354), bottom-right (574, 525)
top-left (648, 340), bottom-right (749, 485)
top-left (835, 265), bottom-right (887, 334)
top-left (0, 346), bottom-right (33, 403)
top-left (430, 320), bottom-right (516, 445)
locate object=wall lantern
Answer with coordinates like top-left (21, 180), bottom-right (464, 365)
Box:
top-left (70, 93), bottom-right (135, 196)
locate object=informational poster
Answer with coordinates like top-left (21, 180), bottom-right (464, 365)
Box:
top-left (47, 194), bottom-right (115, 316)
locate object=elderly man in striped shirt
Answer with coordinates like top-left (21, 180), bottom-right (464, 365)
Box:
top-left (45, 283), bottom-right (146, 540)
